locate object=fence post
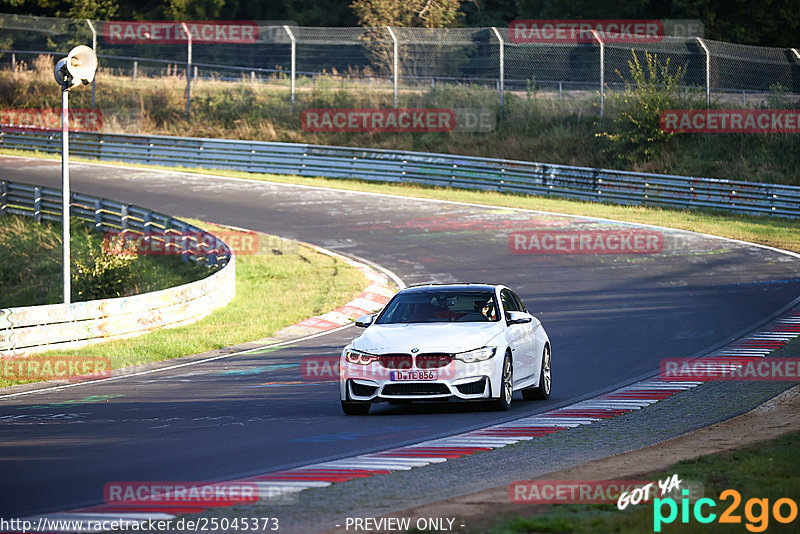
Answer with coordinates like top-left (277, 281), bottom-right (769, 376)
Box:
top-left (792, 48), bottom-right (800, 60)
top-left (284, 25), bottom-right (296, 108)
top-left (133, 60), bottom-right (137, 79)
top-left (181, 22), bottom-right (192, 117)
top-left (491, 27), bottom-right (504, 110)
top-left (33, 186), bottom-right (41, 223)
top-left (591, 30), bottom-right (604, 118)
top-left (696, 37), bottom-right (711, 108)
top-left (85, 19), bottom-right (97, 108)
top-left (11, 53), bottom-right (15, 70)
top-left (387, 26), bottom-right (398, 108)
top-left (0, 181), bottom-right (6, 216)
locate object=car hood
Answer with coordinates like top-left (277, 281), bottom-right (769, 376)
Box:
top-left (351, 322), bottom-right (503, 354)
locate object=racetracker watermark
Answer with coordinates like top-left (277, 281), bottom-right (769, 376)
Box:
top-left (509, 479), bottom-right (704, 504)
top-left (103, 21), bottom-right (259, 44)
top-left (102, 230), bottom-right (270, 256)
top-left (1, 356), bottom-right (112, 381)
top-left (302, 108), bottom-right (454, 133)
top-left (104, 482), bottom-right (260, 506)
top-left (509, 230), bottom-right (663, 254)
top-left (303, 355), bottom-right (466, 381)
top-left (661, 109), bottom-right (800, 133)
top-left (1, 108), bottom-right (103, 132)
top-left (508, 19), bottom-right (703, 43)
top-left (660, 357), bottom-right (800, 381)
top-left (509, 20), bottom-right (659, 43)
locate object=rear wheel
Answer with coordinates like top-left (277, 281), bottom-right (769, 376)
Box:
top-left (492, 353), bottom-right (513, 411)
top-left (522, 345), bottom-right (551, 400)
top-left (341, 400), bottom-right (371, 415)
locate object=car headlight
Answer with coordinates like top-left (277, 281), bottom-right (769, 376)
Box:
top-left (343, 348), bottom-right (379, 365)
top-left (454, 347), bottom-right (496, 363)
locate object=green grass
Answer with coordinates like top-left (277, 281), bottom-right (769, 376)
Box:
top-left (0, 214), bottom-right (211, 307)
top-left (0, 219), bottom-right (369, 388)
top-left (1, 57), bottom-right (798, 185)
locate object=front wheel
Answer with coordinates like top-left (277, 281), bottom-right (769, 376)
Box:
top-left (491, 353), bottom-right (513, 411)
top-left (522, 345), bottom-right (550, 400)
top-left (341, 400), bottom-right (370, 415)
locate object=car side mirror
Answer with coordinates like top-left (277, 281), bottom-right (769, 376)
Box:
top-left (506, 311), bottom-right (532, 325)
top-left (355, 314), bottom-right (376, 328)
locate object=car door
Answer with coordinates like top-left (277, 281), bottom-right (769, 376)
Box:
top-left (501, 288), bottom-right (536, 382)
top-left (511, 290), bottom-right (544, 381)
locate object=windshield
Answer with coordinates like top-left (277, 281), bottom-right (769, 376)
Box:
top-left (376, 290), bottom-right (498, 324)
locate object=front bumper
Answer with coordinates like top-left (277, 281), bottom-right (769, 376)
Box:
top-left (339, 358), bottom-right (500, 402)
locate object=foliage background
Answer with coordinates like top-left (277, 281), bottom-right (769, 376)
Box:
top-left (0, 0), bottom-right (797, 47)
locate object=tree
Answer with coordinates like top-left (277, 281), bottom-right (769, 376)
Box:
top-left (351, 0), bottom-right (471, 28)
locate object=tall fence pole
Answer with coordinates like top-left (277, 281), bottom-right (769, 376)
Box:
top-left (792, 48), bottom-right (800, 61)
top-left (591, 30), bottom-right (604, 118)
top-left (181, 22), bottom-right (192, 117)
top-left (387, 26), bottom-right (398, 108)
top-left (284, 25), bottom-right (296, 109)
top-left (696, 37), bottom-right (711, 108)
top-left (491, 27), bottom-right (504, 110)
top-left (85, 19), bottom-right (97, 108)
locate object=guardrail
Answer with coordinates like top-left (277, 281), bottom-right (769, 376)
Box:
top-left (0, 180), bottom-right (235, 356)
top-left (2, 129), bottom-right (799, 218)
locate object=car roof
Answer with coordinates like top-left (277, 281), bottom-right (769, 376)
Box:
top-left (401, 283), bottom-right (501, 293)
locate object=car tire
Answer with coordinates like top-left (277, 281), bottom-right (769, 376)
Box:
top-left (522, 344), bottom-right (551, 400)
top-left (341, 400), bottom-right (371, 415)
top-left (492, 353), bottom-right (513, 411)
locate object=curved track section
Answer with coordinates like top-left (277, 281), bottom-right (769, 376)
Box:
top-left (1, 156), bottom-right (800, 521)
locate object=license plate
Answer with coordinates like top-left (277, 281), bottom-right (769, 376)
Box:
top-left (389, 370), bottom-right (438, 381)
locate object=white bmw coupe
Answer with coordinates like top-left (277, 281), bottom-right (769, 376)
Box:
top-left (340, 283), bottom-right (551, 415)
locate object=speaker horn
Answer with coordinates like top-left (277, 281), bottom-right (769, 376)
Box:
top-left (54, 45), bottom-right (97, 88)
top-left (66, 45), bottom-right (97, 85)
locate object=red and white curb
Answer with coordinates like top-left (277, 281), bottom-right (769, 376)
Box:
top-left (25, 308), bottom-right (800, 530)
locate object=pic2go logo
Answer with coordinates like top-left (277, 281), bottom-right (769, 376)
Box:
top-left (653, 489), bottom-right (798, 532)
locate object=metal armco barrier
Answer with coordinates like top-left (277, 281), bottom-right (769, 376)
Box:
top-left (2, 129), bottom-right (799, 218)
top-left (0, 180), bottom-right (235, 356)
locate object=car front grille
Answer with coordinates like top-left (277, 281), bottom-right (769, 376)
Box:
top-left (415, 353), bottom-right (453, 368)
top-left (377, 353), bottom-right (453, 369)
top-left (378, 354), bottom-right (414, 369)
top-left (382, 383), bottom-right (451, 396)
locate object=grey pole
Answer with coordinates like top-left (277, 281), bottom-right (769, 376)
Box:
top-left (696, 37), bottom-right (711, 108)
top-left (591, 30), bottom-right (604, 118)
top-left (491, 27), bottom-right (504, 110)
top-left (182, 22), bottom-right (192, 117)
top-left (85, 19), bottom-right (97, 108)
top-left (387, 26), bottom-right (398, 108)
top-left (61, 87), bottom-right (71, 304)
top-left (284, 25), bottom-right (296, 108)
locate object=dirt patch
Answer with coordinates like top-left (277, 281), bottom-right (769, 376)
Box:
top-left (352, 384), bottom-right (800, 533)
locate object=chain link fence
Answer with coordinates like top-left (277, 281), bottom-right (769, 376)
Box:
top-left (1, 12), bottom-right (799, 113)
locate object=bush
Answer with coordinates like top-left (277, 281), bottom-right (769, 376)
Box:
top-left (598, 51), bottom-right (696, 164)
top-left (71, 225), bottom-right (138, 301)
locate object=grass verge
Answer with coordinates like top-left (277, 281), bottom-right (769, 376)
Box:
top-left (0, 219), bottom-right (368, 388)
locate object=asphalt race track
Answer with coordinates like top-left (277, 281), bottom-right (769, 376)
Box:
top-left (2, 156), bottom-right (800, 519)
